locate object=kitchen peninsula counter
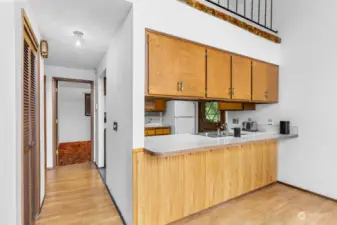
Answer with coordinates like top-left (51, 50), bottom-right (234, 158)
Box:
top-left (144, 130), bottom-right (298, 157)
top-left (134, 128), bottom-right (298, 225)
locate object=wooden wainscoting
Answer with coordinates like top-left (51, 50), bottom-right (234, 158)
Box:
top-left (58, 141), bottom-right (91, 166)
top-left (133, 140), bottom-right (277, 225)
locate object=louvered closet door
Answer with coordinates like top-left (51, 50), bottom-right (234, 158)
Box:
top-left (30, 48), bottom-right (38, 218)
top-left (23, 37), bottom-right (38, 225)
top-left (23, 39), bottom-right (32, 225)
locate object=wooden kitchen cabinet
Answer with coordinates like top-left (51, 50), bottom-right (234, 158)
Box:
top-left (147, 31), bottom-right (206, 98)
top-left (267, 64), bottom-right (279, 102)
top-left (145, 128), bottom-right (156, 136)
top-left (252, 61), bottom-right (279, 102)
top-left (206, 48), bottom-right (231, 100)
top-left (145, 127), bottom-right (171, 136)
top-left (145, 99), bottom-right (166, 112)
top-left (218, 102), bottom-right (256, 111)
top-left (133, 140), bottom-right (278, 225)
top-left (231, 55), bottom-right (252, 101)
top-left (146, 30), bottom-right (279, 105)
top-left (155, 128), bottom-right (170, 135)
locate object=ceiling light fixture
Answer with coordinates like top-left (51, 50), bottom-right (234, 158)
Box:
top-left (73, 31), bottom-right (84, 48)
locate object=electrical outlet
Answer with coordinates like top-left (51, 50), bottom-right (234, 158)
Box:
top-left (232, 118), bottom-right (240, 124)
top-left (268, 119), bottom-right (273, 125)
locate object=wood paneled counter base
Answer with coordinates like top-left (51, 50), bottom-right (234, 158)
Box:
top-left (133, 140), bottom-right (277, 225)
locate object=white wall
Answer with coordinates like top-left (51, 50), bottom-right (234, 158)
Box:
top-left (45, 66), bottom-right (95, 168)
top-left (276, 0), bottom-right (337, 200)
top-left (58, 82), bottom-right (91, 143)
top-left (100, 8), bottom-right (133, 224)
top-left (0, 2), bottom-right (17, 224)
top-left (228, 0), bottom-right (337, 200)
top-left (132, 0), bottom-right (281, 149)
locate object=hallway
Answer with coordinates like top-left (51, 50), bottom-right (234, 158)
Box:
top-left (36, 163), bottom-right (123, 225)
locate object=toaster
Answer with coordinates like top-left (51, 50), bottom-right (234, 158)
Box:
top-left (242, 121), bottom-right (258, 132)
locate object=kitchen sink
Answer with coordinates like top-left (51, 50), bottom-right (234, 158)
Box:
top-left (197, 131), bottom-right (246, 138)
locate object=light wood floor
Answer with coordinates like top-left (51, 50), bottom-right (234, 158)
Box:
top-left (36, 163), bottom-right (123, 225)
top-left (171, 183), bottom-right (337, 225)
top-left (37, 164), bottom-right (337, 225)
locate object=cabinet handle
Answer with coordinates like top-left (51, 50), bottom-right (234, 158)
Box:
top-left (228, 88), bottom-right (232, 96)
top-left (181, 82), bottom-right (184, 91)
top-left (264, 89), bottom-right (269, 99)
top-left (232, 88), bottom-right (235, 96)
top-left (177, 81), bottom-right (180, 91)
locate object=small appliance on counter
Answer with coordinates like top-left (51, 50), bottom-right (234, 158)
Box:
top-left (242, 120), bottom-right (258, 132)
top-left (233, 127), bottom-right (241, 137)
top-left (280, 121), bottom-right (290, 134)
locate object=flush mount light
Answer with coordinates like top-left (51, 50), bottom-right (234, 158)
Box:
top-left (73, 31), bottom-right (84, 48)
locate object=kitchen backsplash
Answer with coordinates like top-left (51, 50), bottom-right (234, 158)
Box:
top-left (227, 104), bottom-right (297, 133)
top-left (227, 104), bottom-right (282, 129)
top-left (145, 112), bottom-right (162, 125)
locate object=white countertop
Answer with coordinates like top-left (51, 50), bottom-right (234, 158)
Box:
top-left (144, 131), bottom-right (298, 156)
top-left (144, 124), bottom-right (171, 128)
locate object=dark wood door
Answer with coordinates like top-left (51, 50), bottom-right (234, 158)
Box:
top-left (23, 36), bottom-right (38, 225)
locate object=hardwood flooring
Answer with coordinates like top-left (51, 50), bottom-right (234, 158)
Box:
top-left (171, 183), bottom-right (337, 225)
top-left (37, 163), bottom-right (337, 225)
top-left (36, 163), bottom-right (123, 225)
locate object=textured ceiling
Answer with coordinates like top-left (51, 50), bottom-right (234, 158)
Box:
top-left (30, 0), bottom-right (132, 69)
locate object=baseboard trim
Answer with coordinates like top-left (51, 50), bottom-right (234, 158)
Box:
top-left (277, 181), bottom-right (337, 203)
top-left (34, 195), bottom-right (46, 220)
top-left (40, 195), bottom-right (46, 212)
top-left (94, 163), bottom-right (127, 225)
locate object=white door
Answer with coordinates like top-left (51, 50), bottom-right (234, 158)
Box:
top-left (174, 117), bottom-right (195, 134)
top-left (175, 101), bottom-right (196, 117)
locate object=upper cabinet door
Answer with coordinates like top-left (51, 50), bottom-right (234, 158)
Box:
top-left (252, 61), bottom-right (268, 101)
top-left (231, 55), bottom-right (252, 101)
top-left (267, 64), bottom-right (279, 102)
top-left (147, 32), bottom-right (206, 98)
top-left (252, 61), bottom-right (279, 102)
top-left (206, 48), bottom-right (231, 99)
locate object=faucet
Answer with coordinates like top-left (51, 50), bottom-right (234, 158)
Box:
top-left (217, 123), bottom-right (229, 135)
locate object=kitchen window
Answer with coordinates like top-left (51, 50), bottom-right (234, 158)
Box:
top-left (198, 102), bottom-right (225, 132)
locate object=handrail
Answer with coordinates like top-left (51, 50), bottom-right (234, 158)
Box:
top-left (205, 0), bottom-right (278, 33)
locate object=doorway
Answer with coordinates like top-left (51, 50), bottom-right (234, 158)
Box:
top-left (52, 78), bottom-right (94, 166)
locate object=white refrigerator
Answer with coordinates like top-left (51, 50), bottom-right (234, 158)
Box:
top-left (163, 101), bottom-right (196, 134)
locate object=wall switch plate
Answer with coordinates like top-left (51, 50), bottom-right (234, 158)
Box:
top-left (268, 119), bottom-right (273, 125)
top-left (113, 121), bottom-right (118, 131)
